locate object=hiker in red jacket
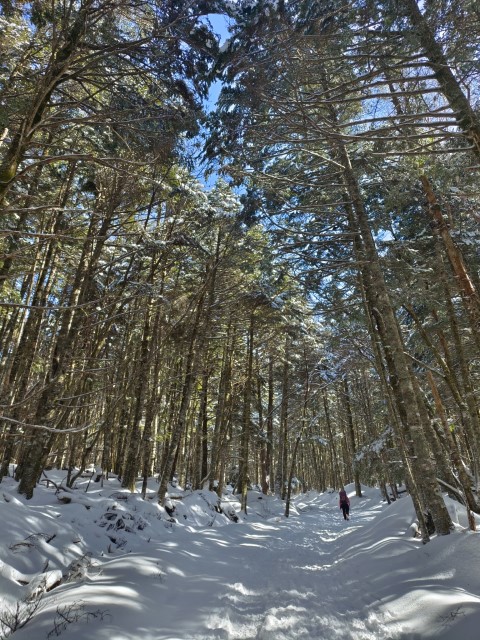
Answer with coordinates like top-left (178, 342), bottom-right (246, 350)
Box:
top-left (339, 489), bottom-right (350, 520)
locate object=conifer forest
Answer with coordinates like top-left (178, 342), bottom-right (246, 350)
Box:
top-left (1, 0), bottom-right (479, 543)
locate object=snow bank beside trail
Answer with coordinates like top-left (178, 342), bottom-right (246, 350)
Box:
top-left (0, 472), bottom-right (289, 603)
top-left (329, 486), bottom-right (480, 639)
top-left (289, 484), bottom-right (480, 639)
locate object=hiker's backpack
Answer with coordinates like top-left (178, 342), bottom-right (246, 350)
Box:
top-left (339, 490), bottom-right (348, 503)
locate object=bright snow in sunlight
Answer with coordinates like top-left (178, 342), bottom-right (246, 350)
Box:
top-left (1, 472), bottom-right (480, 640)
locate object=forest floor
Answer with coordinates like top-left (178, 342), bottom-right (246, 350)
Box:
top-left (1, 473), bottom-right (479, 639)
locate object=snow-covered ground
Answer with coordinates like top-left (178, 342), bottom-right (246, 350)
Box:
top-left (1, 472), bottom-right (479, 639)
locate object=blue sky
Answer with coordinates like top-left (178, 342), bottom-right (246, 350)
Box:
top-left (204, 12), bottom-right (231, 109)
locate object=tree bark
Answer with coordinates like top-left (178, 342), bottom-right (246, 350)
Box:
top-left (401, 0), bottom-right (480, 158)
top-left (238, 313), bottom-right (254, 513)
top-left (338, 141), bottom-right (453, 535)
top-left (275, 338), bottom-right (289, 499)
top-left (420, 175), bottom-right (480, 347)
top-left (343, 377), bottom-right (362, 497)
top-left (0, 2), bottom-right (92, 204)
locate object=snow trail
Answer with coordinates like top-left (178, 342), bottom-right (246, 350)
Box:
top-left (150, 492), bottom-right (407, 639)
top-left (3, 478), bottom-right (480, 640)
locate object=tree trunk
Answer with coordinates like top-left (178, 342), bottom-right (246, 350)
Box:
top-left (427, 370), bottom-right (479, 524)
top-left (285, 434), bottom-right (301, 518)
top-left (402, 0), bottom-right (480, 159)
top-left (343, 377), bottom-right (362, 497)
top-left (157, 288), bottom-right (206, 505)
top-left (337, 141), bottom-right (453, 536)
top-left (275, 339), bottom-right (289, 499)
top-left (323, 390), bottom-right (341, 489)
top-left (238, 313), bottom-right (254, 513)
top-left (210, 322), bottom-right (235, 493)
top-left (122, 302), bottom-right (152, 492)
top-left (0, 3), bottom-right (92, 204)
top-left (421, 175), bottom-right (480, 347)
top-left (265, 357), bottom-right (274, 493)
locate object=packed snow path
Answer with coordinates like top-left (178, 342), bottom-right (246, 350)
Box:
top-left (139, 491), bottom-right (479, 640)
top-left (160, 493), bottom-right (400, 640)
top-left (3, 480), bottom-right (480, 640)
